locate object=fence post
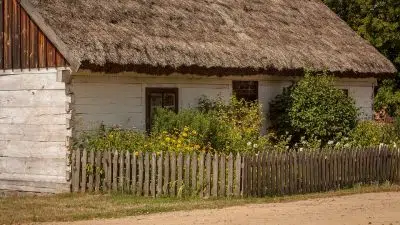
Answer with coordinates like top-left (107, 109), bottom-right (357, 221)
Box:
top-left (170, 152), bottom-right (176, 197)
top-left (151, 152), bottom-right (157, 197)
top-left (205, 152), bottom-right (212, 198)
top-left (227, 153), bottom-right (233, 197)
top-left (219, 153), bottom-right (226, 197)
top-left (157, 152), bottom-right (163, 197)
top-left (94, 151), bottom-right (101, 192)
top-left (212, 153), bottom-right (219, 197)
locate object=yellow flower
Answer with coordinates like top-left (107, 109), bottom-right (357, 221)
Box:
top-left (182, 132), bottom-right (188, 137)
top-left (184, 127), bottom-right (189, 132)
top-left (165, 137), bottom-right (171, 142)
top-left (192, 130), bottom-right (197, 135)
top-left (135, 152), bottom-right (139, 156)
top-left (178, 139), bottom-right (182, 144)
top-left (177, 144), bottom-right (182, 148)
top-left (194, 145), bottom-right (200, 149)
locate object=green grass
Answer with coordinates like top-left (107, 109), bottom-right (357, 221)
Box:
top-left (1, 183), bottom-right (399, 225)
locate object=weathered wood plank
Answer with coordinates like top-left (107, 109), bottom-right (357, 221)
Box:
top-left (184, 153), bottom-right (191, 194)
top-left (241, 155), bottom-right (247, 197)
top-left (119, 151), bottom-right (124, 192)
top-left (219, 153), bottom-right (226, 197)
top-left (192, 152), bottom-right (198, 195)
top-left (125, 151), bottom-right (131, 193)
top-left (177, 153), bottom-right (183, 194)
top-left (227, 153), bottom-right (233, 197)
top-left (112, 151), bottom-right (118, 192)
top-left (212, 153), bottom-right (218, 197)
top-left (170, 152), bottom-right (176, 197)
top-left (144, 152), bottom-right (150, 197)
top-left (151, 152), bottom-right (156, 197)
top-left (71, 148), bottom-right (79, 192)
top-left (94, 151), bottom-right (101, 192)
top-left (101, 151), bottom-right (107, 191)
top-left (163, 152), bottom-right (170, 195)
top-left (131, 152), bottom-right (137, 194)
top-left (157, 152), bottom-right (163, 197)
top-left (81, 149), bottom-right (87, 192)
top-left (257, 153), bottom-right (262, 196)
top-left (88, 150), bottom-right (94, 192)
top-left (198, 152), bottom-right (205, 198)
top-left (205, 152), bottom-right (211, 198)
top-left (234, 153), bottom-right (241, 197)
top-left (137, 152), bottom-right (143, 196)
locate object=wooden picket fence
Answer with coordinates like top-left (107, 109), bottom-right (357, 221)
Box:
top-left (71, 147), bottom-right (400, 197)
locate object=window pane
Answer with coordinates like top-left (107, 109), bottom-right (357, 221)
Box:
top-left (232, 81), bottom-right (258, 102)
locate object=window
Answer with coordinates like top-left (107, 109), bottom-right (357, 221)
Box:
top-left (232, 81), bottom-right (258, 102)
top-left (146, 88), bottom-right (178, 132)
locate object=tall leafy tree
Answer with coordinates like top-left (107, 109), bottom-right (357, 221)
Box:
top-left (324, 0), bottom-right (400, 116)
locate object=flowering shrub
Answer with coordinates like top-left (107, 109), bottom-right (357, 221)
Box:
top-left (148, 127), bottom-right (213, 153)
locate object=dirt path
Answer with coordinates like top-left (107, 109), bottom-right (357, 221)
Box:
top-left (44, 192), bottom-right (400, 225)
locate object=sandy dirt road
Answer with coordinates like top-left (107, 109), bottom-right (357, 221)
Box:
top-left (43, 192), bottom-right (400, 225)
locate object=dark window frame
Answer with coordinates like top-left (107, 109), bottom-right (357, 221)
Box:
top-left (145, 87), bottom-right (179, 132)
top-left (232, 81), bottom-right (259, 102)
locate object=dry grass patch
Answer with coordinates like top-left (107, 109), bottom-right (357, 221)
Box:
top-left (0, 183), bottom-right (399, 224)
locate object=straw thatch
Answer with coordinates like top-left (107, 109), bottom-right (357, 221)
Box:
top-left (28, 0), bottom-right (397, 76)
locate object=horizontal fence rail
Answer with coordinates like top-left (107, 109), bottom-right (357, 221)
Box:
top-left (71, 148), bottom-right (400, 197)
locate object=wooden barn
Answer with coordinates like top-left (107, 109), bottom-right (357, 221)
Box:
top-left (0, 0), bottom-right (397, 193)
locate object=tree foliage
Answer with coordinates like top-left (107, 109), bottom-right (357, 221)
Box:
top-left (323, 0), bottom-right (400, 115)
top-left (269, 73), bottom-right (358, 145)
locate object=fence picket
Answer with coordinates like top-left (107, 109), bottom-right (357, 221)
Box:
top-left (157, 152), bottom-right (163, 197)
top-left (199, 152), bottom-right (205, 197)
top-left (205, 153), bottom-right (212, 198)
top-left (88, 150), bottom-right (94, 192)
top-left (119, 152), bottom-right (124, 192)
top-left (144, 152), bottom-right (150, 196)
top-left (170, 152), bottom-right (176, 197)
top-left (112, 151), bottom-right (118, 192)
top-left (220, 154), bottom-right (226, 197)
top-left (107, 151), bottom-right (112, 192)
top-left (131, 152), bottom-right (137, 195)
top-left (257, 153), bottom-right (262, 196)
top-left (80, 149), bottom-right (87, 193)
top-left (227, 153), bottom-right (233, 197)
top-left (185, 153), bottom-right (191, 193)
top-left (163, 152), bottom-right (170, 195)
top-left (125, 152), bottom-right (131, 193)
top-left (151, 153), bottom-right (156, 197)
top-left (212, 153), bottom-right (219, 197)
top-left (177, 153), bottom-right (183, 194)
top-left (101, 151), bottom-right (108, 191)
top-left (72, 148), bottom-right (79, 192)
top-left (234, 153), bottom-right (241, 197)
top-left (192, 152), bottom-right (198, 195)
top-left (94, 151), bottom-right (101, 192)
top-left (137, 152), bottom-right (143, 196)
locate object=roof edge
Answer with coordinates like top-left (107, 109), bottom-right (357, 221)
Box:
top-left (19, 0), bottom-right (80, 72)
top-left (79, 62), bottom-right (397, 78)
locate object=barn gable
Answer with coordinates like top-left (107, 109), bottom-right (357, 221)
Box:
top-left (0, 0), bottom-right (68, 71)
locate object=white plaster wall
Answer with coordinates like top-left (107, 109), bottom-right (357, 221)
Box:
top-left (71, 75), bottom-right (231, 132)
top-left (0, 69), bottom-right (70, 193)
top-left (71, 73), bottom-right (376, 133)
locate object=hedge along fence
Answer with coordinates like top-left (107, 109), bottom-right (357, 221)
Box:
top-left (71, 147), bottom-right (400, 197)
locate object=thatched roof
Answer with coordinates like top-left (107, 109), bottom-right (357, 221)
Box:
top-left (27, 0), bottom-right (396, 76)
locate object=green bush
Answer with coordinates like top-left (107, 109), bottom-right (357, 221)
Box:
top-left (73, 125), bottom-right (147, 152)
top-left (152, 97), bottom-right (265, 153)
top-left (269, 72), bottom-right (358, 146)
top-left (347, 121), bottom-right (400, 148)
top-left (374, 80), bottom-right (400, 117)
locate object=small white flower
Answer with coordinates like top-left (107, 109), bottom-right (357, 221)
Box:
top-left (299, 148), bottom-right (304, 152)
top-left (247, 142), bottom-right (252, 146)
top-left (328, 141), bottom-right (334, 145)
top-left (253, 144), bottom-right (258, 148)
